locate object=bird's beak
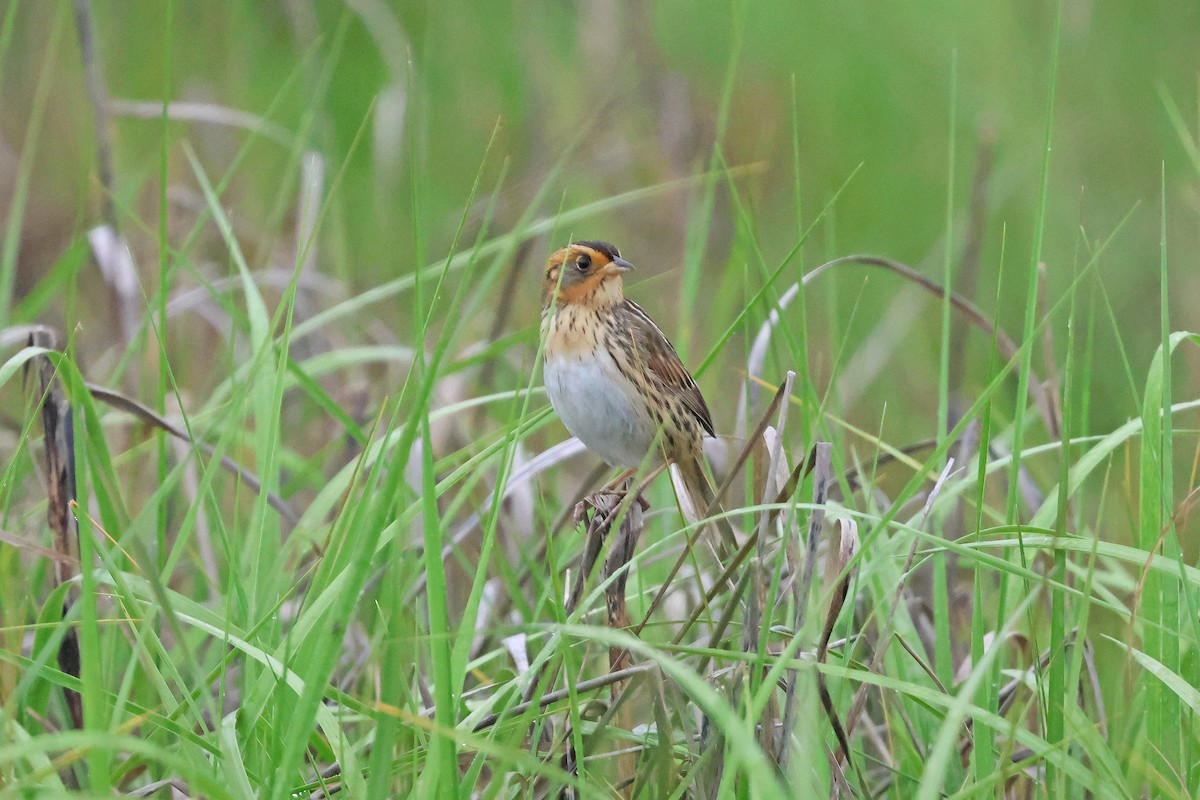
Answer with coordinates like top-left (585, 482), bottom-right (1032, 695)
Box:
top-left (608, 257), bottom-right (635, 273)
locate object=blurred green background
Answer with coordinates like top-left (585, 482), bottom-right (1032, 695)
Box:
top-left (2, 0), bottom-right (1198, 440)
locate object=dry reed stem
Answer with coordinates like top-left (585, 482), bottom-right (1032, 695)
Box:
top-left (776, 442), bottom-right (831, 769)
top-left (24, 329), bottom-right (82, 733)
top-left (746, 372), bottom-right (796, 760)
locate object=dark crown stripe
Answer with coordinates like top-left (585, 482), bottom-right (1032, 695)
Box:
top-left (574, 240), bottom-right (621, 260)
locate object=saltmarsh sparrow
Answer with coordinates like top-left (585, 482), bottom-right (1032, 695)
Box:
top-left (541, 240), bottom-right (716, 515)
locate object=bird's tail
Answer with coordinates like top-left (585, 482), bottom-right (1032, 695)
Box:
top-left (673, 456), bottom-right (713, 523)
top-left (673, 455), bottom-right (739, 551)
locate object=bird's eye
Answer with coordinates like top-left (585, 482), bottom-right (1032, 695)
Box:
top-left (576, 254), bottom-right (591, 271)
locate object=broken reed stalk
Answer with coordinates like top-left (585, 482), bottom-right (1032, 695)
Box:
top-left (602, 499), bottom-right (646, 674)
top-left (528, 486), bottom-right (650, 793)
top-left (745, 370), bottom-right (796, 760)
top-left (601, 494), bottom-right (646, 793)
top-left (24, 329), bottom-right (83, 732)
top-left (776, 442), bottom-right (830, 768)
top-left (813, 519), bottom-right (864, 785)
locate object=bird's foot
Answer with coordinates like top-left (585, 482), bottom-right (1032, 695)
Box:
top-left (573, 485), bottom-right (649, 526)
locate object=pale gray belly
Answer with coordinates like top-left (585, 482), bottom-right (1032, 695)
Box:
top-left (544, 352), bottom-right (656, 468)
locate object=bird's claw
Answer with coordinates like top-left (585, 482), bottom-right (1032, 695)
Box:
top-left (574, 488), bottom-right (648, 526)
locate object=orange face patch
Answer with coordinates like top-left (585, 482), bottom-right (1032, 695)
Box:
top-left (553, 268), bottom-right (610, 305)
top-left (542, 244), bottom-right (621, 308)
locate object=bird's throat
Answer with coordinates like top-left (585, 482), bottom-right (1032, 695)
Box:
top-left (555, 272), bottom-right (623, 308)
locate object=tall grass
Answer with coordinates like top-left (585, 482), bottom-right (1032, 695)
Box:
top-left (2, 2), bottom-right (1199, 798)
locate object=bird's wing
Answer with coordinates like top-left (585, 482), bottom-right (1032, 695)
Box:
top-left (621, 299), bottom-right (715, 437)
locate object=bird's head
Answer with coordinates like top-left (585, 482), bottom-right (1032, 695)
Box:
top-left (542, 240), bottom-right (634, 308)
